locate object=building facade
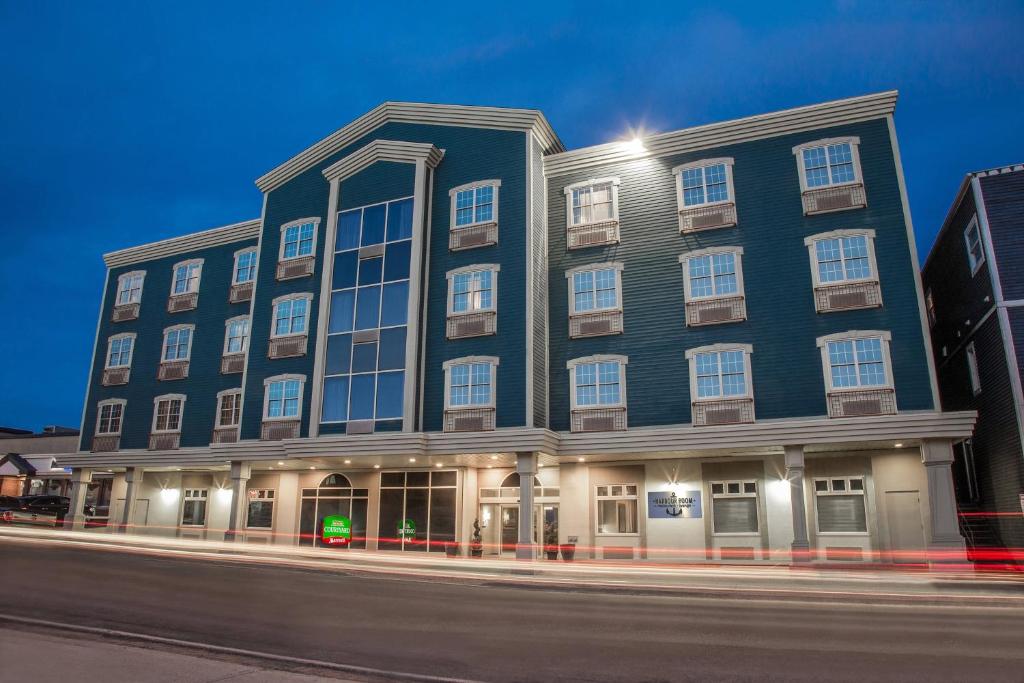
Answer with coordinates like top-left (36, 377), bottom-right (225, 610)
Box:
top-left (59, 92), bottom-right (975, 563)
top-left (922, 165), bottom-right (1024, 554)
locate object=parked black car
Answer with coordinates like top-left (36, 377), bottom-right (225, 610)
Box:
top-left (0, 495), bottom-right (95, 525)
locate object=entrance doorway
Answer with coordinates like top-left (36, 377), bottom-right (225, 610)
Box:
top-left (885, 490), bottom-right (926, 563)
top-left (300, 474), bottom-right (369, 548)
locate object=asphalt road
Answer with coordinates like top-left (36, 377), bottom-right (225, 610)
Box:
top-left (1, 539), bottom-right (1023, 682)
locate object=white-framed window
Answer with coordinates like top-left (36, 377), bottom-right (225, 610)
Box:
top-left (216, 389), bottom-right (242, 428)
top-left (568, 355), bottom-right (627, 409)
top-left (271, 294), bottom-right (312, 338)
top-left (804, 230), bottom-right (878, 286)
top-left (181, 488), bottom-right (208, 527)
top-left (162, 325), bottom-right (194, 362)
top-left (564, 177), bottom-right (620, 227)
top-left (679, 248), bottom-right (744, 301)
top-left (443, 356), bottom-right (498, 409)
top-left (595, 484), bottom-right (639, 535)
top-left (447, 265), bottom-right (499, 315)
top-left (263, 374), bottom-right (304, 421)
top-left (246, 489), bottom-right (275, 529)
top-left (964, 216), bottom-right (985, 275)
top-left (449, 180), bottom-right (500, 228)
top-left (792, 137), bottom-right (863, 191)
top-left (95, 399), bottom-right (126, 436)
top-left (816, 331), bottom-right (894, 391)
top-left (814, 477), bottom-right (867, 533)
top-left (710, 480), bottom-right (759, 534)
top-left (152, 394), bottom-right (185, 433)
top-left (685, 344), bottom-right (753, 401)
top-left (926, 288), bottom-right (936, 327)
top-left (223, 316), bottom-right (250, 355)
top-left (279, 218), bottom-right (319, 261)
top-left (105, 333), bottom-right (135, 369)
top-left (115, 271), bottom-right (145, 305)
top-left (170, 259), bottom-right (203, 295)
top-left (966, 342), bottom-right (981, 396)
top-left (673, 158), bottom-right (735, 208)
top-left (567, 262), bottom-right (623, 314)
top-left (233, 248), bottom-right (258, 284)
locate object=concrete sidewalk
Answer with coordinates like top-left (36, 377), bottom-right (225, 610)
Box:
top-left (2, 526), bottom-right (1022, 605)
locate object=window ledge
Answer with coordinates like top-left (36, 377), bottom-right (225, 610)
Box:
top-left (276, 255), bottom-right (315, 281)
top-left (167, 292), bottom-right (198, 313)
top-left (268, 335), bottom-right (308, 359)
top-left (567, 219), bottom-right (620, 249)
top-left (443, 407), bottom-right (496, 432)
top-left (111, 302), bottom-right (139, 322)
top-left (679, 202), bottom-right (737, 233)
top-left (102, 367), bottom-right (131, 386)
top-left (685, 296), bottom-right (746, 326)
top-left (692, 397), bottom-right (755, 426)
top-left (814, 281), bottom-right (882, 313)
top-left (148, 433), bottom-right (181, 451)
top-left (229, 281), bottom-right (254, 303)
top-left (91, 435), bottom-right (120, 453)
top-left (157, 360), bottom-right (190, 381)
top-left (220, 353), bottom-right (245, 374)
top-left (825, 388), bottom-right (896, 418)
top-left (801, 183), bottom-right (866, 215)
top-left (450, 221), bottom-right (498, 251)
top-left (261, 419), bottom-right (300, 441)
top-left (570, 407), bottom-right (627, 433)
top-left (446, 310), bottom-right (497, 339)
top-left (569, 309), bottom-right (623, 338)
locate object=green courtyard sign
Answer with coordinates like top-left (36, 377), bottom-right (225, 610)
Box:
top-left (322, 515), bottom-right (352, 546)
top-left (397, 518), bottom-right (417, 539)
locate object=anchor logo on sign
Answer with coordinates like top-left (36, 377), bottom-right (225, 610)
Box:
top-left (665, 495), bottom-right (684, 517)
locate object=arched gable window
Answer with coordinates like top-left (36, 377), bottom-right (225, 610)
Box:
top-left (319, 473), bottom-right (353, 489)
top-left (500, 472), bottom-right (541, 488)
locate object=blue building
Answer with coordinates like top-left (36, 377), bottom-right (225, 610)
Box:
top-left (922, 164), bottom-right (1024, 557)
top-left (58, 92), bottom-right (975, 563)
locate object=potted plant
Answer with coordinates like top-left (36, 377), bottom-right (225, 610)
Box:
top-left (543, 522), bottom-right (559, 560)
top-left (559, 541), bottom-right (576, 562)
top-left (444, 540), bottom-right (460, 557)
top-left (470, 518), bottom-right (483, 558)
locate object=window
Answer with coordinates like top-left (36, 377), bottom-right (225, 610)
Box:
top-left (224, 316), bottom-right (250, 355)
top-left (569, 264), bottom-right (622, 313)
top-left (234, 249), bottom-right (258, 284)
top-left (794, 137), bottom-right (861, 190)
top-left (710, 480), bottom-right (759, 534)
top-left (152, 395), bottom-right (184, 433)
top-left (106, 334), bottom-right (134, 368)
top-left (96, 400), bottom-right (125, 435)
top-left (967, 342), bottom-right (981, 396)
top-left (692, 348), bottom-right (750, 400)
top-left (181, 489), bottom-right (208, 527)
top-left (569, 356), bottom-right (627, 409)
top-left (821, 334), bottom-right (892, 390)
top-left (450, 180), bottom-right (500, 228)
top-left (115, 271), bottom-right (145, 305)
top-left (814, 477), bottom-right (867, 533)
top-left (926, 289), bottom-right (936, 327)
top-left (675, 158), bottom-right (735, 207)
top-left (280, 219), bottom-right (318, 261)
top-left (246, 489), bottom-right (275, 529)
top-left (162, 326), bottom-right (193, 362)
top-left (445, 359), bottom-right (496, 409)
top-left (807, 231), bottom-right (876, 285)
top-left (217, 390), bottom-right (242, 428)
top-left (171, 259), bottom-right (203, 295)
top-left (964, 217), bottom-right (985, 275)
top-left (565, 178), bottom-right (620, 227)
top-left (681, 249), bottom-right (743, 300)
top-left (265, 376), bottom-right (303, 420)
top-left (449, 267), bottom-right (497, 314)
top-left (272, 295), bottom-right (310, 337)
top-left (595, 484), bottom-right (639, 535)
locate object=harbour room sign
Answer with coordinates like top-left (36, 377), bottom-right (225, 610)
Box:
top-left (647, 491), bottom-right (702, 519)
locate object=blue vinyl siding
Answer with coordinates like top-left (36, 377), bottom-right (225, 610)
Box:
top-left (980, 171), bottom-right (1024, 301)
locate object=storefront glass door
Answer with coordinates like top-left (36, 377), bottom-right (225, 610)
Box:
top-left (299, 473), bottom-right (369, 548)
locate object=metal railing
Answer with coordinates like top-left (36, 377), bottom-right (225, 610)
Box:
top-left (570, 407), bottom-right (627, 433)
top-left (692, 397), bottom-right (755, 426)
top-left (826, 388), bottom-right (897, 418)
top-left (449, 222), bottom-right (498, 250)
top-left (801, 183), bottom-right (867, 215)
top-left (446, 310), bottom-right (497, 339)
top-left (685, 296), bottom-right (746, 326)
top-left (569, 309), bottom-right (623, 338)
top-left (567, 220), bottom-right (619, 249)
top-left (678, 202), bottom-right (737, 233)
top-left (443, 407), bottom-right (496, 432)
top-left (813, 280), bottom-right (882, 313)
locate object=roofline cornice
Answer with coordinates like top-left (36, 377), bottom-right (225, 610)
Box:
top-left (103, 219), bottom-right (261, 269)
top-left (322, 140), bottom-right (444, 183)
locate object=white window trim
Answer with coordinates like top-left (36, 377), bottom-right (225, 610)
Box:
top-left (169, 258), bottom-right (204, 296)
top-left (442, 356), bottom-right (499, 410)
top-left (245, 489), bottom-right (276, 530)
top-left (565, 262), bottom-right (624, 315)
top-left (278, 217), bottom-right (321, 262)
top-left (678, 247), bottom-right (745, 302)
top-left (792, 136), bottom-right (863, 193)
top-left (223, 315), bottom-right (250, 356)
top-left (233, 247), bottom-right (258, 285)
top-left (567, 354), bottom-right (628, 411)
top-left (684, 343), bottom-right (754, 403)
top-left (151, 393), bottom-right (186, 434)
top-left (95, 398), bottom-right (127, 436)
top-left (563, 177), bottom-right (621, 228)
top-left (216, 388), bottom-right (243, 428)
top-left (262, 373), bottom-right (306, 422)
top-left (966, 342), bottom-right (981, 396)
top-left (181, 488), bottom-right (208, 527)
top-left (813, 476), bottom-right (869, 536)
top-left (804, 229), bottom-right (878, 288)
top-left (446, 264), bottom-right (500, 316)
top-left (710, 479), bottom-right (760, 537)
top-left (964, 215), bottom-right (986, 276)
top-left (594, 483), bottom-right (640, 538)
top-left (105, 332), bottom-right (137, 369)
top-left (672, 157), bottom-right (736, 210)
top-left (162, 324), bottom-right (195, 363)
top-left (270, 293), bottom-right (314, 339)
top-left (815, 330), bottom-right (895, 392)
top-left (115, 270), bottom-right (145, 305)
top-left (448, 179), bottom-right (501, 231)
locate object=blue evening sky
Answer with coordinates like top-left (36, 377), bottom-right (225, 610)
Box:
top-left (1, 1), bottom-right (1021, 430)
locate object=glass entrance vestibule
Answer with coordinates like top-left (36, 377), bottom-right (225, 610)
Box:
top-left (479, 472), bottom-right (560, 556)
top-left (299, 474), bottom-right (369, 548)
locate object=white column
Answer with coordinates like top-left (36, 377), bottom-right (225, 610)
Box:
top-left (63, 468), bottom-right (93, 531)
top-left (921, 439), bottom-right (967, 562)
top-left (516, 452), bottom-right (538, 560)
top-left (118, 467), bottom-right (141, 534)
top-left (784, 445), bottom-right (811, 561)
top-left (225, 461), bottom-right (252, 542)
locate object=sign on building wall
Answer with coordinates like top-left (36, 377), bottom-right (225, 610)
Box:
top-left (322, 515), bottom-right (352, 545)
top-left (397, 518), bottom-right (417, 539)
top-left (647, 491), bottom-right (702, 519)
